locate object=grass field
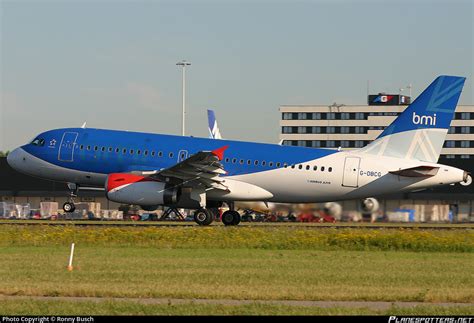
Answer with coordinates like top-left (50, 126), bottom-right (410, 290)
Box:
top-left (2, 219), bottom-right (474, 228)
top-left (1, 299), bottom-right (473, 316)
top-left (0, 224), bottom-right (473, 251)
top-left (0, 225), bottom-right (472, 315)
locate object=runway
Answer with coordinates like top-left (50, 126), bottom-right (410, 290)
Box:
top-left (0, 295), bottom-right (472, 310)
top-left (0, 219), bottom-right (472, 230)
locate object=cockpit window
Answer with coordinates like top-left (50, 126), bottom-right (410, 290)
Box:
top-left (31, 138), bottom-right (45, 146)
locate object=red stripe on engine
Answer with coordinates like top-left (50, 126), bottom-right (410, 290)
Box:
top-left (106, 173), bottom-right (156, 192)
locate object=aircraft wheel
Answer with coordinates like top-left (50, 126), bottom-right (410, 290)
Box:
top-left (63, 202), bottom-right (76, 213)
top-left (194, 208), bottom-right (213, 226)
top-left (222, 210), bottom-right (240, 226)
top-left (208, 207), bottom-right (220, 221)
top-left (232, 212), bottom-right (241, 225)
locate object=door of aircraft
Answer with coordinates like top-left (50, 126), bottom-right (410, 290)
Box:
top-left (342, 157), bottom-right (361, 188)
top-left (178, 150), bottom-right (189, 163)
top-left (58, 132), bottom-right (78, 162)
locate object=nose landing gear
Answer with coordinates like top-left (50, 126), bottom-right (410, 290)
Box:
top-left (63, 183), bottom-right (78, 213)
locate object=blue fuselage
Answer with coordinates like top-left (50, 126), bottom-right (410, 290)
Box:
top-left (21, 128), bottom-right (337, 178)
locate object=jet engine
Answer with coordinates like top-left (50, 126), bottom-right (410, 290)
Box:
top-left (324, 202), bottom-right (342, 219)
top-left (460, 172), bottom-right (472, 186)
top-left (141, 205), bottom-right (159, 211)
top-left (361, 197), bottom-right (379, 213)
top-left (106, 173), bottom-right (180, 206)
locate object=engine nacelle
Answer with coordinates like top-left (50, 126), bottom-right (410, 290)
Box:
top-left (141, 205), bottom-right (159, 212)
top-left (361, 197), bottom-right (379, 213)
top-left (324, 202), bottom-right (342, 218)
top-left (460, 172), bottom-right (472, 186)
top-left (106, 173), bottom-right (180, 206)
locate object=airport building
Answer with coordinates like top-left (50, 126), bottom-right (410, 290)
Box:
top-left (279, 93), bottom-right (474, 222)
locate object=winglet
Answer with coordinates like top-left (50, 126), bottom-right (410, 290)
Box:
top-left (211, 145), bottom-right (229, 161)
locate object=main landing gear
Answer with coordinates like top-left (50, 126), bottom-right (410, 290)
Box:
top-left (193, 208), bottom-right (214, 226)
top-left (193, 208), bottom-right (221, 226)
top-left (221, 202), bottom-right (241, 226)
top-left (63, 183), bottom-right (78, 213)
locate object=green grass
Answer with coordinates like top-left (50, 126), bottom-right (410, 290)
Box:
top-left (0, 225), bottom-right (472, 315)
top-left (1, 219), bottom-right (474, 228)
top-left (0, 299), bottom-right (473, 315)
top-left (0, 225), bottom-right (473, 252)
top-left (0, 247), bottom-right (472, 303)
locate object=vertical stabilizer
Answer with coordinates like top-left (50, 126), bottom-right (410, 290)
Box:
top-left (359, 75), bottom-right (466, 162)
top-left (207, 109), bottom-right (222, 139)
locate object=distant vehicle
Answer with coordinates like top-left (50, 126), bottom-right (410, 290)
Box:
top-left (7, 76), bottom-right (471, 226)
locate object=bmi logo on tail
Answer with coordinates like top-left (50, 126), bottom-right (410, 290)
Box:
top-left (412, 112), bottom-right (437, 126)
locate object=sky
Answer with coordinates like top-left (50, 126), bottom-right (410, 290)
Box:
top-left (0, 0), bottom-right (473, 151)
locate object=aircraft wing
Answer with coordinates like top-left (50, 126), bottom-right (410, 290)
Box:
top-left (389, 165), bottom-right (439, 177)
top-left (134, 145), bottom-right (229, 190)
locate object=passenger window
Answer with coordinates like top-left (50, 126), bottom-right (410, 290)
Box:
top-left (151, 151), bottom-right (155, 156)
top-left (144, 150), bottom-right (148, 156)
top-left (277, 162), bottom-right (282, 167)
top-left (122, 148), bottom-right (127, 154)
top-left (306, 165), bottom-right (310, 170)
top-left (298, 165), bottom-right (302, 170)
top-left (80, 145), bottom-right (84, 150)
top-left (247, 160), bottom-right (251, 165)
top-left (130, 149), bottom-right (134, 154)
top-left (169, 152), bottom-right (174, 158)
top-left (225, 158), bottom-right (230, 163)
top-left (313, 166), bottom-right (317, 171)
top-left (94, 146), bottom-right (98, 151)
top-left (108, 147), bottom-right (112, 152)
top-left (269, 162), bottom-right (273, 167)
top-left (232, 158), bottom-right (237, 163)
top-left (291, 165), bottom-right (295, 169)
top-left (328, 167), bottom-right (332, 172)
top-left (101, 147), bottom-right (105, 152)
top-left (137, 150), bottom-right (141, 155)
top-left (115, 148), bottom-right (119, 153)
top-left (158, 151), bottom-right (163, 157)
top-left (321, 166), bottom-right (325, 171)
top-left (254, 160), bottom-right (259, 166)
top-left (261, 161), bottom-right (266, 166)
top-left (239, 159), bottom-right (244, 164)
top-left (87, 146), bottom-right (91, 151)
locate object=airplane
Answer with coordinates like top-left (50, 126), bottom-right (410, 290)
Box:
top-left (207, 109), bottom-right (223, 140)
top-left (207, 108), bottom-right (306, 218)
top-left (7, 75), bottom-right (471, 226)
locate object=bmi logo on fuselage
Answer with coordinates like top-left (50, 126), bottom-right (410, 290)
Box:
top-left (412, 112), bottom-right (437, 126)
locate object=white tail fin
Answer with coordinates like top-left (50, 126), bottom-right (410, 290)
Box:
top-left (207, 109), bottom-right (222, 139)
top-left (359, 75), bottom-right (466, 162)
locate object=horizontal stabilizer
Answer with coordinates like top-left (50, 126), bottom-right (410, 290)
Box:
top-left (389, 165), bottom-right (439, 177)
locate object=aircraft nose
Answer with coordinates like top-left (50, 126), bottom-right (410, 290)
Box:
top-left (7, 147), bottom-right (25, 171)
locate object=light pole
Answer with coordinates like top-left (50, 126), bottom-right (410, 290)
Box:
top-left (176, 60), bottom-right (191, 136)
